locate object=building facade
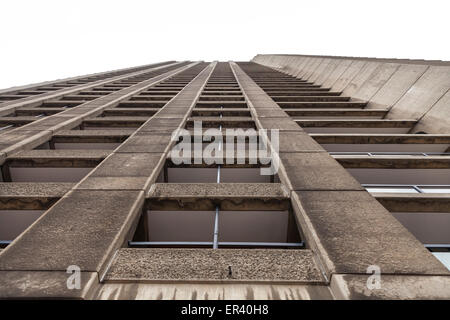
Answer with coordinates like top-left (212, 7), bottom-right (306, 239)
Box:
top-left (0, 56), bottom-right (449, 299)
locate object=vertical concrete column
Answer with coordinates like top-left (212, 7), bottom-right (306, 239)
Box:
top-left (0, 62), bottom-right (184, 116)
top-left (0, 62), bottom-right (217, 299)
top-left (0, 63), bottom-right (195, 166)
top-left (230, 62), bottom-right (450, 299)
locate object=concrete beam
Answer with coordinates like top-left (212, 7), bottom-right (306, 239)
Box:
top-left (231, 61), bottom-right (450, 300)
top-left (0, 62), bottom-right (216, 298)
top-left (0, 63), bottom-right (199, 165)
top-left (0, 182), bottom-right (73, 210)
top-left (147, 183), bottom-right (290, 211)
top-left (373, 193), bottom-right (450, 213)
top-left (334, 155), bottom-right (450, 169)
top-left (103, 248), bottom-right (326, 284)
top-left (310, 133), bottom-right (450, 144)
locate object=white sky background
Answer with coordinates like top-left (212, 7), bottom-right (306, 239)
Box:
top-left (1, 0), bottom-right (449, 89)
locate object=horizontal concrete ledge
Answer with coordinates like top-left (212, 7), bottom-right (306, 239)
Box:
top-left (5, 149), bottom-right (111, 167)
top-left (0, 61), bottom-right (175, 95)
top-left (287, 109), bottom-right (387, 117)
top-left (279, 102), bottom-right (367, 108)
top-left (186, 117), bottom-right (255, 128)
top-left (83, 117), bottom-right (150, 127)
top-left (192, 108), bottom-right (251, 116)
top-left (102, 108), bottom-right (159, 116)
top-left (334, 155), bottom-right (450, 169)
top-left (310, 133), bottom-right (450, 144)
top-left (166, 156), bottom-right (271, 168)
top-left (147, 183), bottom-right (289, 211)
top-left (297, 119), bottom-right (416, 128)
top-left (95, 282), bottom-right (334, 300)
top-left (255, 54), bottom-right (450, 66)
top-left (272, 96), bottom-right (351, 102)
top-left (290, 191), bottom-right (449, 275)
top-left (373, 193), bottom-right (450, 212)
top-left (0, 182), bottom-right (73, 210)
top-left (52, 129), bottom-right (134, 143)
top-left (0, 271), bottom-right (99, 299)
top-left (103, 248), bottom-right (326, 284)
top-left (269, 92), bottom-right (343, 96)
top-left (330, 274), bottom-right (450, 300)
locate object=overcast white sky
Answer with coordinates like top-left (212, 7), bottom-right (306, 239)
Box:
top-left (1, 0), bottom-right (449, 89)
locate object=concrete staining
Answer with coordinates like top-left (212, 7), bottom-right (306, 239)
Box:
top-left (104, 248), bottom-right (324, 283)
top-left (0, 57), bottom-right (449, 299)
top-left (254, 54), bottom-right (450, 134)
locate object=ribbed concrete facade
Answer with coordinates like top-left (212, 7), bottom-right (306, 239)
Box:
top-left (0, 57), bottom-right (449, 299)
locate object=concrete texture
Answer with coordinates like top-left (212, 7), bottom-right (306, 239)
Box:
top-left (0, 62), bottom-right (182, 117)
top-left (233, 59), bottom-right (450, 300)
top-left (279, 152), bottom-right (364, 191)
top-left (0, 182), bottom-right (73, 209)
top-left (292, 191), bottom-right (449, 275)
top-left (352, 63), bottom-right (399, 101)
top-left (95, 282), bottom-right (334, 300)
top-left (115, 134), bottom-right (173, 153)
top-left (147, 183), bottom-right (290, 211)
top-left (0, 271), bottom-right (99, 299)
top-left (387, 66), bottom-right (450, 121)
top-left (413, 90), bottom-right (450, 134)
top-left (331, 274), bottom-right (450, 300)
top-left (7, 149), bottom-right (110, 167)
top-left (0, 62), bottom-right (215, 296)
top-left (374, 193), bottom-right (450, 212)
top-left (52, 129), bottom-right (133, 143)
top-left (276, 131), bottom-right (325, 152)
top-left (310, 133), bottom-right (450, 144)
top-left (367, 64), bottom-right (429, 109)
top-left (88, 153), bottom-right (164, 177)
top-left (104, 248), bottom-right (325, 283)
top-left (334, 155), bottom-right (450, 169)
top-left (1, 57), bottom-right (449, 300)
top-left (0, 190), bottom-right (145, 272)
top-left (0, 62), bottom-right (198, 167)
top-left (254, 55), bottom-right (450, 133)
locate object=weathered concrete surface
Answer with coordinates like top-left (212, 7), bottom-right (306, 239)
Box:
top-left (374, 193), bottom-right (450, 212)
top-left (387, 66), bottom-right (450, 121)
top-left (0, 61), bottom-right (216, 299)
top-left (321, 59), bottom-right (353, 88)
top-left (342, 62), bottom-right (380, 97)
top-left (147, 183), bottom-right (290, 211)
top-left (367, 64), bottom-right (429, 109)
top-left (0, 62), bottom-right (183, 117)
top-left (95, 282), bottom-right (334, 300)
top-left (5, 150), bottom-right (109, 171)
top-left (104, 248), bottom-right (325, 283)
top-left (331, 274), bottom-right (450, 300)
top-left (310, 133), bottom-right (450, 144)
top-left (334, 155), bottom-right (450, 169)
top-left (291, 191), bottom-right (449, 276)
top-left (412, 90), bottom-right (450, 134)
top-left (0, 62), bottom-right (198, 166)
top-left (0, 271), bottom-right (99, 299)
top-left (234, 61), bottom-right (450, 297)
top-left (0, 190), bottom-right (145, 272)
top-left (277, 131), bottom-right (325, 152)
top-left (0, 182), bottom-right (73, 210)
top-left (279, 152), bottom-right (364, 191)
top-left (352, 63), bottom-right (400, 101)
top-left (253, 55), bottom-right (450, 133)
top-left (314, 59), bottom-right (341, 85)
top-left (0, 61), bottom-right (174, 95)
top-left (332, 60), bottom-right (367, 92)
top-left (52, 129), bottom-right (134, 143)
